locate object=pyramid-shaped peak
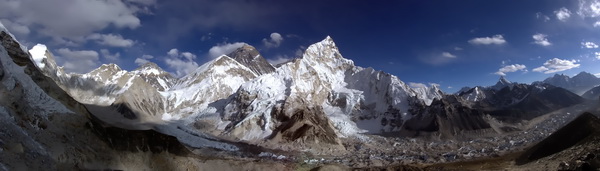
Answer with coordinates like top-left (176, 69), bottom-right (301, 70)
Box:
top-left (320, 36), bottom-right (336, 46)
top-left (574, 71), bottom-right (595, 77)
top-left (228, 44), bottom-right (259, 59)
top-left (499, 76), bottom-right (511, 84)
top-left (227, 44), bottom-right (275, 75)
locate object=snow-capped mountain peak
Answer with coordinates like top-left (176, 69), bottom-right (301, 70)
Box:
top-left (131, 62), bottom-right (175, 91)
top-left (492, 76), bottom-right (514, 90)
top-left (162, 55), bottom-right (258, 119)
top-left (227, 44), bottom-right (275, 75)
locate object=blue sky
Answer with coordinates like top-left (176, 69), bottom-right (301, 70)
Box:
top-left (2, 0), bottom-right (600, 93)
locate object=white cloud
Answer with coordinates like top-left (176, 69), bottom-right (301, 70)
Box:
top-left (577, 0), bottom-right (600, 18)
top-left (208, 42), bottom-right (246, 58)
top-left (134, 54), bottom-right (154, 66)
top-left (87, 33), bottom-right (135, 47)
top-left (181, 52), bottom-right (196, 61)
top-left (595, 21), bottom-right (600, 27)
top-left (536, 12), bottom-right (551, 22)
top-left (595, 52), bottom-right (600, 59)
top-left (54, 48), bottom-right (100, 73)
top-left (262, 32), bottom-right (284, 48)
top-left (441, 52), bottom-right (457, 58)
top-left (267, 56), bottom-right (293, 65)
top-left (0, 19), bottom-right (30, 35)
top-left (454, 47), bottom-right (463, 51)
top-left (555, 7), bottom-right (572, 21)
top-left (595, 73), bottom-right (600, 77)
top-left (408, 82), bottom-right (427, 88)
top-left (0, 0), bottom-right (153, 43)
top-left (468, 35), bottom-right (506, 45)
top-left (532, 33), bottom-right (551, 46)
top-left (582, 42), bottom-right (599, 48)
top-left (494, 64), bottom-right (527, 76)
top-left (167, 49), bottom-right (179, 57)
top-left (164, 48), bottom-right (198, 77)
top-left (267, 46), bottom-right (305, 65)
top-left (100, 49), bottom-right (120, 61)
top-left (533, 58), bottom-right (581, 74)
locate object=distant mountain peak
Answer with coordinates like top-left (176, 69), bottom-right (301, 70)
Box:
top-left (227, 44), bottom-right (275, 75)
top-left (89, 63), bottom-right (122, 75)
top-left (135, 62), bottom-right (161, 70)
top-left (499, 76), bottom-right (511, 84)
top-left (491, 76), bottom-right (514, 90)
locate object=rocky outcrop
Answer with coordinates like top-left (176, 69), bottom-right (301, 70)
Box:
top-left (404, 95), bottom-right (490, 137)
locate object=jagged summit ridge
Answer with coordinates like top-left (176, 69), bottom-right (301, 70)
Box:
top-left (540, 71), bottom-right (600, 95)
top-left (228, 44), bottom-right (275, 75)
top-left (491, 76), bottom-right (514, 90)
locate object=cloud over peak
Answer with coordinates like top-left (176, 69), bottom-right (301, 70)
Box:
top-left (494, 64), bottom-right (527, 76)
top-left (533, 58), bottom-right (580, 74)
top-left (208, 42), bottom-right (247, 59)
top-left (87, 33), bottom-right (135, 47)
top-left (134, 54), bottom-right (154, 66)
top-left (54, 48), bottom-right (100, 74)
top-left (468, 35), bottom-right (506, 45)
top-left (262, 32), bottom-right (283, 48)
top-left (164, 48), bottom-right (198, 77)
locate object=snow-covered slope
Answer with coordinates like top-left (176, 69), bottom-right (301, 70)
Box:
top-left (220, 36), bottom-right (439, 141)
top-left (411, 83), bottom-right (444, 105)
top-left (459, 86), bottom-right (488, 102)
top-left (162, 55), bottom-right (258, 120)
top-left (131, 62), bottom-right (175, 91)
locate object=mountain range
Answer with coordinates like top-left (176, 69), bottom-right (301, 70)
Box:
top-left (1, 22), bottom-right (599, 169)
top-left (25, 29), bottom-right (598, 144)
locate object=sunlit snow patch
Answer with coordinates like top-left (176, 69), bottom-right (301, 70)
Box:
top-left (28, 44), bottom-right (48, 69)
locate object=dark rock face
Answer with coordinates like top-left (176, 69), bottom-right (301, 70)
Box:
top-left (87, 114), bottom-right (190, 155)
top-left (227, 44), bottom-right (276, 75)
top-left (489, 86), bottom-right (585, 121)
top-left (404, 95), bottom-right (491, 137)
top-left (405, 83), bottom-right (585, 135)
top-left (269, 106), bottom-right (341, 145)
